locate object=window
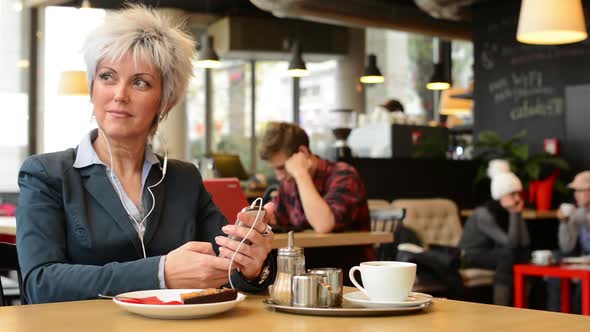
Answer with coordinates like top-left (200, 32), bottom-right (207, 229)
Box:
top-left (42, 6), bottom-right (105, 153)
top-left (364, 29), bottom-right (473, 119)
top-left (299, 60), bottom-right (339, 159)
top-left (0, 2), bottom-right (30, 191)
top-left (187, 60), bottom-right (294, 177)
top-left (212, 60), bottom-right (252, 171)
top-left (365, 29), bottom-right (433, 117)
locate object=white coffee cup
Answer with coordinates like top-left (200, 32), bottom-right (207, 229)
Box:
top-left (559, 203), bottom-right (576, 218)
top-left (531, 250), bottom-right (553, 265)
top-left (349, 261), bottom-right (416, 302)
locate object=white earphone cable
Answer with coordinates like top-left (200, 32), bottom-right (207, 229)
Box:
top-left (228, 197), bottom-right (264, 289)
top-left (98, 126), bottom-right (167, 259)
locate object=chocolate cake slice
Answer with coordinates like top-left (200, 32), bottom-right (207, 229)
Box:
top-left (180, 288), bottom-right (238, 304)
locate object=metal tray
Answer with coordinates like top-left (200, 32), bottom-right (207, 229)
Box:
top-left (262, 299), bottom-right (433, 317)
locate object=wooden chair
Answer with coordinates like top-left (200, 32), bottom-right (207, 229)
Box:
top-left (369, 206), bottom-right (406, 261)
top-left (0, 242), bottom-right (25, 306)
top-left (391, 199), bottom-right (495, 295)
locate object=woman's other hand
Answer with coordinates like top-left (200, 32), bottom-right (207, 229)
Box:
top-left (164, 241), bottom-right (231, 289)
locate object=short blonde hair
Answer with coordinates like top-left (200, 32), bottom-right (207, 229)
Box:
top-left (83, 4), bottom-right (195, 117)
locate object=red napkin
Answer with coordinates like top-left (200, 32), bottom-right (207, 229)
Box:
top-left (119, 296), bottom-right (183, 305)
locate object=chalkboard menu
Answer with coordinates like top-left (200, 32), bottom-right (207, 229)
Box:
top-left (473, 1), bottom-right (590, 170)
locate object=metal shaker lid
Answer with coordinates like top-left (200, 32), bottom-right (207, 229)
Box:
top-left (278, 231), bottom-right (303, 256)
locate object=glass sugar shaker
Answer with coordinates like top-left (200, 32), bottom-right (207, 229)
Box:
top-left (270, 231), bottom-right (305, 305)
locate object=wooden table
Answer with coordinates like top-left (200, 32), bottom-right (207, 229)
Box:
top-left (0, 218), bottom-right (390, 249)
top-left (0, 216), bottom-right (16, 244)
top-left (514, 264), bottom-right (590, 315)
top-left (461, 209), bottom-right (558, 219)
top-left (1, 288), bottom-right (589, 332)
top-left (271, 231), bottom-right (392, 249)
top-left (0, 217), bottom-right (16, 236)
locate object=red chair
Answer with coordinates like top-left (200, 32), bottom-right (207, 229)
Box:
top-left (203, 178), bottom-right (249, 224)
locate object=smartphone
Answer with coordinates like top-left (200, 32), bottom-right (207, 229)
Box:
top-left (220, 205), bottom-right (265, 257)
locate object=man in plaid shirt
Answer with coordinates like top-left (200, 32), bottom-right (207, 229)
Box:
top-left (260, 122), bottom-right (374, 284)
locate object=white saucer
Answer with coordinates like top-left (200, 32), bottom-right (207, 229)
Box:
top-left (112, 289), bottom-right (246, 319)
top-left (343, 291), bottom-right (432, 308)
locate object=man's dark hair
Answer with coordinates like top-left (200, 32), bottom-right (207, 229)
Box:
top-left (259, 122), bottom-right (310, 160)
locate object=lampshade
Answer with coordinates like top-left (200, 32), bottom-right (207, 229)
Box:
top-left (426, 63), bottom-right (451, 90)
top-left (517, 0), bottom-right (588, 45)
top-left (439, 88), bottom-right (473, 115)
top-left (58, 70), bottom-right (89, 96)
top-left (360, 54), bottom-right (384, 84)
top-left (288, 41), bottom-right (309, 77)
top-left (196, 35), bottom-right (222, 69)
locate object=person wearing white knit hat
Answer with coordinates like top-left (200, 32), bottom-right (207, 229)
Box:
top-left (491, 172), bottom-right (524, 212)
top-left (459, 171), bottom-right (529, 306)
top-left (487, 159), bottom-right (511, 179)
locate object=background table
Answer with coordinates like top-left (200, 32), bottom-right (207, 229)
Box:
top-left (0, 216), bottom-right (16, 244)
top-left (271, 231), bottom-right (392, 249)
top-left (514, 263), bottom-right (590, 315)
top-left (1, 288), bottom-right (589, 332)
top-left (461, 209), bottom-right (557, 219)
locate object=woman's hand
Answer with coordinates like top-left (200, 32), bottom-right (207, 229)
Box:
top-left (216, 202), bottom-right (276, 280)
top-left (164, 242), bottom-right (231, 289)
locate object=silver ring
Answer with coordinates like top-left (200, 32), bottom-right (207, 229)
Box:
top-left (261, 224), bottom-right (273, 237)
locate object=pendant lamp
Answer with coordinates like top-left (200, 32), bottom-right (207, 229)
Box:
top-left (287, 41), bottom-right (309, 77)
top-left (196, 35), bottom-right (222, 69)
top-left (360, 54), bottom-right (384, 84)
top-left (517, 0), bottom-right (587, 45)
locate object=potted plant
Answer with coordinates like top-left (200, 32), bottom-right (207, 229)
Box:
top-left (474, 130), bottom-right (569, 210)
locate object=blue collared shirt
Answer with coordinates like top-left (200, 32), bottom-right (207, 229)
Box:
top-left (73, 129), bottom-right (168, 288)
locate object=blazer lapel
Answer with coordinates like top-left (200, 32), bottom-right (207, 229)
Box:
top-left (142, 164), bottom-right (166, 246)
top-left (80, 165), bottom-right (143, 254)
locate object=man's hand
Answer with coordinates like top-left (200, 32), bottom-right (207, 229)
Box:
top-left (164, 242), bottom-right (232, 289)
top-left (215, 202), bottom-right (276, 280)
top-left (285, 152), bottom-right (312, 180)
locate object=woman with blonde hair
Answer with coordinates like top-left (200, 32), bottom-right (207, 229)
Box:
top-left (16, 5), bottom-right (275, 304)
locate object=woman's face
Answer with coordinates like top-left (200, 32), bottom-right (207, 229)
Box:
top-left (574, 189), bottom-right (590, 207)
top-left (92, 53), bottom-right (163, 141)
top-left (499, 191), bottom-right (522, 211)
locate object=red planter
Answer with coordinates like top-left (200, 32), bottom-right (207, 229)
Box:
top-left (528, 170), bottom-right (559, 211)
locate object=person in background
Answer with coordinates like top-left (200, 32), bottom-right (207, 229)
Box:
top-left (546, 171), bottom-right (590, 313)
top-left (459, 171), bottom-right (530, 306)
top-left (381, 99), bottom-right (405, 113)
top-left (16, 5), bottom-right (275, 304)
top-left (259, 122), bottom-right (373, 284)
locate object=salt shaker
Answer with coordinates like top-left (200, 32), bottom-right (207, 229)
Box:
top-left (270, 231), bottom-right (305, 305)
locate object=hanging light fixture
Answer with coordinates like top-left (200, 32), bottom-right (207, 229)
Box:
top-left (517, 0), bottom-right (587, 45)
top-left (58, 70), bottom-right (89, 96)
top-left (360, 54), bottom-right (384, 84)
top-left (287, 40), bottom-right (309, 77)
top-left (196, 35), bottom-right (222, 69)
top-left (426, 63), bottom-right (451, 90)
top-left (426, 39), bottom-right (451, 90)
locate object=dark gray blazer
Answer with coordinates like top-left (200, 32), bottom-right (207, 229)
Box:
top-left (16, 149), bottom-right (273, 304)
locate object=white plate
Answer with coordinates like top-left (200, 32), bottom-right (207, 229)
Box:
top-left (112, 289), bottom-right (246, 319)
top-left (343, 291), bottom-right (432, 308)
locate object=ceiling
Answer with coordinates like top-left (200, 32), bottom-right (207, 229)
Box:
top-left (29, 0), bottom-right (516, 40)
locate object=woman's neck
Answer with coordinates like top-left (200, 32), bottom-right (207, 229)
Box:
top-left (93, 131), bottom-right (146, 178)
